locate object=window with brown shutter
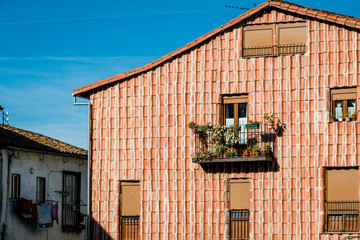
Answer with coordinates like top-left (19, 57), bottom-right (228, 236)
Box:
top-left (120, 182), bottom-right (140, 240)
top-left (325, 168), bottom-right (360, 232)
top-left (278, 22), bottom-right (306, 55)
top-left (243, 22), bottom-right (306, 57)
top-left (330, 87), bottom-right (357, 121)
top-left (243, 25), bottom-right (274, 57)
top-left (229, 179), bottom-right (250, 240)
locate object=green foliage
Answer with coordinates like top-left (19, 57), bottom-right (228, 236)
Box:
top-left (188, 121), bottom-right (197, 129)
top-left (264, 114), bottom-right (276, 121)
top-left (192, 150), bottom-right (215, 161)
top-left (345, 112), bottom-right (351, 117)
top-left (251, 145), bottom-right (260, 153)
top-left (249, 120), bottom-right (261, 124)
top-left (264, 145), bottom-right (271, 150)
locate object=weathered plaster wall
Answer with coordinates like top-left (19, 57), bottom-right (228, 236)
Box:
top-left (0, 149), bottom-right (87, 240)
top-left (89, 9), bottom-right (360, 240)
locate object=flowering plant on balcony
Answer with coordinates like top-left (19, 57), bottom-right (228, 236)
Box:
top-left (225, 125), bottom-right (242, 146)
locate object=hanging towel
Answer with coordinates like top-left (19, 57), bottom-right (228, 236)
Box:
top-left (51, 203), bottom-right (59, 225)
top-left (37, 204), bottom-right (52, 229)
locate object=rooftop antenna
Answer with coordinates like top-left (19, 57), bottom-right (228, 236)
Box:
top-left (0, 105), bottom-right (9, 125)
top-left (226, 2), bottom-right (257, 11)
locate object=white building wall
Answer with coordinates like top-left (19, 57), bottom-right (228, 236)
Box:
top-left (0, 148), bottom-right (87, 240)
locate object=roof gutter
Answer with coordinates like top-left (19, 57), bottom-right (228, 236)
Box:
top-left (73, 95), bottom-right (91, 240)
top-left (6, 146), bottom-right (87, 159)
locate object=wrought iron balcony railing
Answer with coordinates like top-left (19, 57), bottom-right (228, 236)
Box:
top-left (192, 124), bottom-right (275, 163)
top-left (230, 209), bottom-right (250, 240)
top-left (325, 201), bottom-right (360, 233)
top-left (243, 43), bottom-right (306, 58)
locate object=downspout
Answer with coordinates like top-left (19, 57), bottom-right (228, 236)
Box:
top-left (2, 149), bottom-right (14, 240)
top-left (73, 96), bottom-right (91, 240)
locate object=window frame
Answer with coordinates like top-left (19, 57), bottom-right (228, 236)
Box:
top-left (325, 167), bottom-right (360, 233)
top-left (242, 21), bottom-right (306, 58)
top-left (223, 95), bottom-right (248, 126)
top-left (11, 174), bottom-right (20, 200)
top-left (119, 181), bottom-right (140, 240)
top-left (62, 171), bottom-right (81, 231)
top-left (229, 179), bottom-right (250, 240)
top-left (36, 177), bottom-right (46, 203)
top-left (330, 87), bottom-right (357, 120)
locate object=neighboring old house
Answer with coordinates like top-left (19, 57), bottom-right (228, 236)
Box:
top-left (0, 125), bottom-right (88, 240)
top-left (74, 0), bottom-right (360, 239)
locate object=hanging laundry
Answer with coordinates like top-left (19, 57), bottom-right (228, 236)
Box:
top-left (37, 204), bottom-right (52, 229)
top-left (51, 202), bottom-right (59, 226)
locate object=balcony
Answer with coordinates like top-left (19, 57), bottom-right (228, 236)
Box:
top-left (192, 124), bottom-right (276, 164)
top-left (243, 43), bottom-right (306, 58)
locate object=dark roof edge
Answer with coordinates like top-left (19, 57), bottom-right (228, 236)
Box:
top-left (5, 146), bottom-right (88, 159)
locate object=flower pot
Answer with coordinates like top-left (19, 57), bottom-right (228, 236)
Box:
top-left (338, 118), bottom-right (343, 122)
top-left (246, 124), bottom-right (259, 129)
top-left (353, 116), bottom-right (358, 121)
top-left (330, 117), bottom-right (336, 122)
top-left (345, 117), bottom-right (351, 122)
top-left (243, 151), bottom-right (249, 157)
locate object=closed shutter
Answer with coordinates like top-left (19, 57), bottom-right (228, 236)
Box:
top-left (326, 168), bottom-right (359, 201)
top-left (121, 182), bottom-right (140, 215)
top-left (229, 179), bottom-right (250, 209)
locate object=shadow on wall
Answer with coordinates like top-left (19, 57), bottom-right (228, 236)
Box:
top-left (199, 159), bottom-right (280, 174)
top-left (90, 218), bottom-right (114, 240)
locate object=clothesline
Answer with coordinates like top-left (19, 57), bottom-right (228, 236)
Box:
top-left (16, 198), bottom-right (59, 230)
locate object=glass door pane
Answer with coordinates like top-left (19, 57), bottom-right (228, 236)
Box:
top-left (238, 103), bottom-right (247, 144)
top-left (225, 104), bottom-right (235, 126)
top-left (335, 100), bottom-right (343, 119)
top-left (347, 100), bottom-right (356, 116)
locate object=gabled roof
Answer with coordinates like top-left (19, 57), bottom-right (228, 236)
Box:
top-left (73, 0), bottom-right (360, 97)
top-left (0, 125), bottom-right (87, 158)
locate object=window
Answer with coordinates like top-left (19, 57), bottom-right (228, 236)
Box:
top-left (36, 177), bottom-right (46, 203)
top-left (62, 172), bottom-right (81, 231)
top-left (325, 168), bottom-right (359, 232)
top-left (11, 174), bottom-right (20, 199)
top-left (223, 95), bottom-right (248, 144)
top-left (120, 182), bottom-right (140, 240)
top-left (331, 88), bottom-right (357, 120)
top-left (243, 22), bottom-right (306, 57)
top-left (229, 179), bottom-right (250, 240)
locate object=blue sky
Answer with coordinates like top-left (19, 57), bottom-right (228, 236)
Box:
top-left (1, 0), bottom-right (359, 149)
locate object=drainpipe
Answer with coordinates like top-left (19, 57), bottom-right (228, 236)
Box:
top-left (73, 96), bottom-right (91, 240)
top-left (2, 149), bottom-right (14, 240)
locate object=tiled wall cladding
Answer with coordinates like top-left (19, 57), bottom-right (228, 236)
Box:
top-left (89, 9), bottom-right (360, 240)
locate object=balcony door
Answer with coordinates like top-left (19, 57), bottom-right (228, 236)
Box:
top-left (223, 95), bottom-right (248, 144)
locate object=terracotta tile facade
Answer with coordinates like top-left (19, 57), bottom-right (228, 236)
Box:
top-left (75, 1), bottom-right (360, 239)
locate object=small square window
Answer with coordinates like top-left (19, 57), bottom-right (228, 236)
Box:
top-left (331, 88), bottom-right (357, 121)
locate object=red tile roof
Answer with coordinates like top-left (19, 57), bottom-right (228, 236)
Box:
top-left (0, 125), bottom-right (87, 157)
top-left (73, 0), bottom-right (360, 97)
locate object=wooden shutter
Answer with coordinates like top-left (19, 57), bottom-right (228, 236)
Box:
top-left (121, 182), bottom-right (140, 215)
top-left (331, 88), bottom-right (357, 100)
top-left (326, 168), bottom-right (359, 201)
top-left (223, 95), bottom-right (248, 104)
top-left (229, 179), bottom-right (250, 209)
top-left (244, 26), bottom-right (273, 48)
top-left (278, 22), bottom-right (306, 45)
